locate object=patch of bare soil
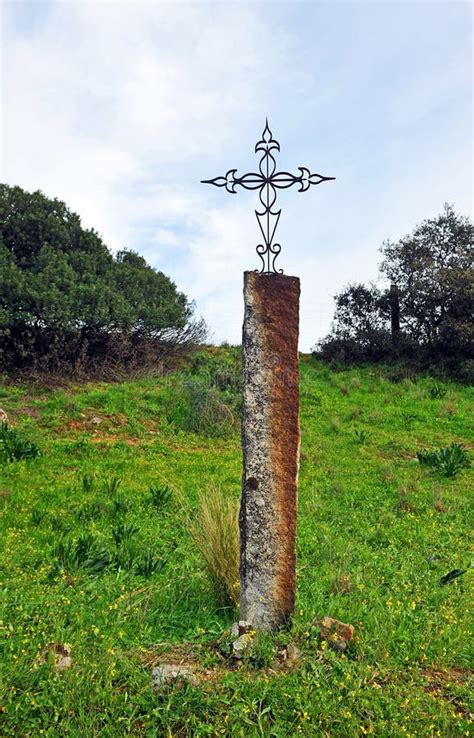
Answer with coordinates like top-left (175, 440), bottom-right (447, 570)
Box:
top-left (421, 667), bottom-right (473, 718)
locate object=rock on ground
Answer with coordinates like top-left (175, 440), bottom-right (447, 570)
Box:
top-left (313, 616), bottom-right (355, 653)
top-left (151, 663), bottom-right (198, 689)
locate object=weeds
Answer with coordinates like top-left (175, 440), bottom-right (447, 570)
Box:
top-left (104, 476), bottom-right (122, 496)
top-left (417, 442), bottom-right (470, 478)
top-left (134, 550), bottom-right (167, 577)
top-left (166, 381), bottom-right (237, 437)
top-left (149, 484), bottom-right (173, 510)
top-left (82, 474), bottom-right (95, 494)
top-left (429, 384), bottom-right (447, 400)
top-left (397, 486), bottom-right (416, 513)
top-left (187, 487), bottom-right (239, 607)
top-left (330, 418), bottom-right (341, 433)
top-left (31, 509), bottom-right (48, 525)
top-left (112, 522), bottom-right (139, 547)
top-left (0, 422), bottom-right (41, 463)
top-left (400, 412), bottom-right (417, 428)
top-left (354, 429), bottom-right (370, 444)
top-left (111, 498), bottom-right (129, 515)
top-left (53, 534), bottom-right (111, 573)
top-left (77, 500), bottom-right (108, 521)
top-left (330, 573), bottom-right (353, 595)
top-left (432, 484), bottom-right (446, 513)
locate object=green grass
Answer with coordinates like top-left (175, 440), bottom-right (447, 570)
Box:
top-left (0, 352), bottom-right (473, 736)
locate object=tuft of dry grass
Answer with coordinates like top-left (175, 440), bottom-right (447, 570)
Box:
top-left (331, 573), bottom-right (354, 595)
top-left (381, 465), bottom-right (394, 484)
top-left (432, 483), bottom-right (446, 513)
top-left (187, 487), bottom-right (240, 607)
top-left (331, 418), bottom-right (341, 433)
top-left (396, 486), bottom-right (416, 513)
top-left (439, 400), bottom-right (457, 418)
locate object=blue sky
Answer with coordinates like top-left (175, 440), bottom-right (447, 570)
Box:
top-left (1, 0), bottom-right (472, 349)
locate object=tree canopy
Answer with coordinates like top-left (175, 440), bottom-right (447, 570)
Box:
top-left (318, 205), bottom-right (473, 375)
top-left (0, 184), bottom-right (205, 373)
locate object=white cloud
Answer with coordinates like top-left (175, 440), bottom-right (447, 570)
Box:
top-left (1, 1), bottom-right (472, 350)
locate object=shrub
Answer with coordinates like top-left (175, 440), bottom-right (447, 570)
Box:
top-left (0, 184), bottom-right (206, 375)
top-left (165, 379), bottom-right (238, 437)
top-left (417, 443), bottom-right (470, 478)
top-left (187, 487), bottom-right (240, 607)
top-left (0, 422), bottom-right (41, 463)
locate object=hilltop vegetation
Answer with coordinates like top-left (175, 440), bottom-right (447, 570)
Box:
top-left (0, 184), bottom-right (205, 376)
top-left (319, 205), bottom-right (473, 381)
top-left (0, 349), bottom-right (472, 736)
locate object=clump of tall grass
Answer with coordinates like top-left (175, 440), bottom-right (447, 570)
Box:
top-left (186, 487), bottom-right (240, 607)
top-left (165, 380), bottom-right (238, 437)
top-left (0, 422), bottom-right (41, 463)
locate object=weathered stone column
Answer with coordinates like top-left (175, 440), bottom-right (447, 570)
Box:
top-left (240, 271), bottom-right (300, 631)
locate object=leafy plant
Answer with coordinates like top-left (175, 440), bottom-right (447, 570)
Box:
top-left (149, 484), bottom-right (172, 510)
top-left (134, 550), bottom-right (167, 577)
top-left (417, 442), bottom-right (470, 477)
top-left (0, 422), bottom-right (41, 463)
top-left (429, 384), bottom-right (447, 400)
top-left (77, 500), bottom-right (108, 521)
top-left (248, 632), bottom-right (276, 669)
top-left (111, 522), bottom-right (139, 547)
top-left (111, 497), bottom-right (130, 515)
top-left (53, 534), bottom-right (111, 573)
top-left (104, 476), bottom-right (122, 496)
top-left (31, 509), bottom-right (48, 526)
top-left (354, 429), bottom-right (370, 444)
top-left (400, 412), bottom-right (417, 428)
top-left (82, 474), bottom-right (95, 494)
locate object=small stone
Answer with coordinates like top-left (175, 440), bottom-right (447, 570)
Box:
top-left (231, 633), bottom-right (254, 659)
top-left (230, 622), bottom-right (240, 639)
top-left (0, 408), bottom-right (8, 424)
top-left (229, 620), bottom-right (253, 639)
top-left (230, 622), bottom-right (256, 659)
top-left (314, 616), bottom-right (355, 643)
top-left (286, 642), bottom-right (301, 662)
top-left (151, 663), bottom-right (198, 689)
top-left (40, 643), bottom-right (72, 671)
top-left (328, 638), bottom-right (348, 653)
top-left (91, 416), bottom-right (102, 425)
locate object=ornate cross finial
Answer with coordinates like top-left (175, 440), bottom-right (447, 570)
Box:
top-left (201, 120), bottom-right (335, 273)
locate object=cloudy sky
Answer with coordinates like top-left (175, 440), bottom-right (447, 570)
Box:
top-left (1, 0), bottom-right (472, 350)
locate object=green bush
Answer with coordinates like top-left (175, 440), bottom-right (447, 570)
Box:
top-left (0, 184), bottom-right (205, 374)
top-left (165, 378), bottom-right (239, 437)
top-left (417, 442), bottom-right (470, 477)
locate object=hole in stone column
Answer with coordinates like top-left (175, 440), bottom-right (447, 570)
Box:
top-left (246, 477), bottom-right (259, 490)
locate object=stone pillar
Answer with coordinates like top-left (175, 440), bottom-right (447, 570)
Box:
top-left (240, 271), bottom-right (300, 631)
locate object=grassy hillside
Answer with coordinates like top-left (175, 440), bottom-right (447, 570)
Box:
top-left (1, 351), bottom-right (472, 736)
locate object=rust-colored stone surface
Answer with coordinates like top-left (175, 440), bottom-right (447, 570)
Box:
top-left (240, 271), bottom-right (300, 631)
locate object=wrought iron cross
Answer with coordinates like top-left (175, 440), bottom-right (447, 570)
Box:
top-left (201, 120), bottom-right (335, 273)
